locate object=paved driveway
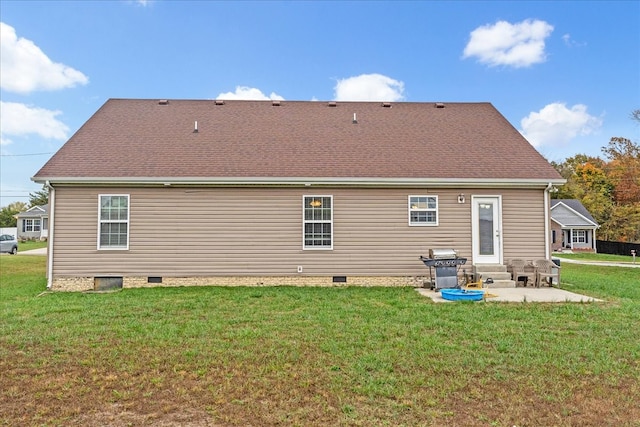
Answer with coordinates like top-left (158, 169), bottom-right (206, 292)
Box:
top-left (17, 248), bottom-right (47, 256)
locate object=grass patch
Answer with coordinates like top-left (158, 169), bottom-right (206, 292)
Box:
top-left (16, 240), bottom-right (48, 252)
top-left (554, 252), bottom-right (636, 263)
top-left (1, 257), bottom-right (639, 426)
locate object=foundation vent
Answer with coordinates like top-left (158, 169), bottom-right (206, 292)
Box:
top-left (94, 276), bottom-right (123, 291)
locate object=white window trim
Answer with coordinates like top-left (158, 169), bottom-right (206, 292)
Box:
top-left (572, 229), bottom-right (587, 244)
top-left (302, 195), bottom-right (333, 250)
top-left (97, 194), bottom-right (130, 250)
top-left (24, 218), bottom-right (41, 232)
top-left (408, 195), bottom-right (439, 226)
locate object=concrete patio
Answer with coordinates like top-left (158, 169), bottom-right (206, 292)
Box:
top-left (416, 287), bottom-right (602, 303)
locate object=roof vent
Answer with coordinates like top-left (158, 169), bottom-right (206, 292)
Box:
top-left (435, 102), bottom-right (445, 109)
top-left (381, 102), bottom-right (392, 108)
top-left (158, 100), bottom-right (169, 105)
top-left (328, 101), bottom-right (337, 107)
top-left (272, 100), bottom-right (281, 106)
top-left (352, 113), bottom-right (358, 124)
top-left (215, 100), bottom-right (225, 106)
top-left (193, 121), bottom-right (198, 133)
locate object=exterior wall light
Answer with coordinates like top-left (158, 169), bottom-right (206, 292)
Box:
top-left (457, 194), bottom-right (465, 204)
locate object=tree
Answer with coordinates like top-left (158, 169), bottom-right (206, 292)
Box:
top-left (600, 203), bottom-right (640, 242)
top-left (551, 110), bottom-right (640, 243)
top-left (602, 137), bottom-right (640, 204)
top-left (0, 202), bottom-right (27, 228)
top-left (28, 186), bottom-right (49, 207)
top-left (551, 155), bottom-right (614, 226)
top-left (551, 154), bottom-right (607, 199)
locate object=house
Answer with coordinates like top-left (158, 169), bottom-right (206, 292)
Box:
top-left (15, 204), bottom-right (49, 241)
top-left (32, 99), bottom-right (565, 291)
top-left (550, 199), bottom-right (599, 252)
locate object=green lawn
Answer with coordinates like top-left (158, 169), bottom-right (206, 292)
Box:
top-left (554, 252), bottom-right (636, 263)
top-left (16, 240), bottom-right (48, 252)
top-left (1, 256), bottom-right (639, 426)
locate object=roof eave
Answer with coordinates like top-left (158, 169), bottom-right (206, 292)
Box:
top-left (33, 176), bottom-right (567, 188)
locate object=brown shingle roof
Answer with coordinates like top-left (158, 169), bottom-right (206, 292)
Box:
top-left (33, 99), bottom-right (563, 183)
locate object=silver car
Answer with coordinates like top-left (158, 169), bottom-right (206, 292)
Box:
top-left (0, 234), bottom-right (18, 254)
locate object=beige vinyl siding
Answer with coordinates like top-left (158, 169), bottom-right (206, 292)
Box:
top-left (501, 189), bottom-right (547, 260)
top-left (50, 186), bottom-right (547, 279)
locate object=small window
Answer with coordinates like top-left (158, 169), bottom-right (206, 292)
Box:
top-left (303, 196), bottom-right (333, 250)
top-left (572, 230), bottom-right (586, 244)
top-left (98, 195), bottom-right (129, 250)
top-left (409, 196), bottom-right (438, 226)
top-left (23, 219), bottom-right (41, 232)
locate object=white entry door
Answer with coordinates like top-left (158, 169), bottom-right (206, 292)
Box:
top-left (472, 196), bottom-right (502, 264)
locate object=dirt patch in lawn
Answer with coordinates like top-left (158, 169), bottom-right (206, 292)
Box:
top-left (2, 346), bottom-right (638, 426)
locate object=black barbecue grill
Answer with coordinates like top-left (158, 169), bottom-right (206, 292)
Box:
top-left (419, 249), bottom-right (467, 290)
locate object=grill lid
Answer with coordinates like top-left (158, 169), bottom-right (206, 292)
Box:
top-left (428, 248), bottom-right (458, 259)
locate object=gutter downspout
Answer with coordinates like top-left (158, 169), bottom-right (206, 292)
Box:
top-left (45, 181), bottom-right (54, 289)
top-left (544, 182), bottom-right (552, 259)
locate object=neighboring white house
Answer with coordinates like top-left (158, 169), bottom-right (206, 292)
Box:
top-left (550, 199), bottom-right (599, 252)
top-left (15, 204), bottom-right (49, 241)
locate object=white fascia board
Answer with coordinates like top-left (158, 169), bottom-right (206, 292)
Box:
top-left (33, 176), bottom-right (567, 189)
top-left (552, 217), bottom-right (597, 230)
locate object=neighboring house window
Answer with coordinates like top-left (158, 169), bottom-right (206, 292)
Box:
top-left (98, 195), bottom-right (129, 249)
top-left (552, 230), bottom-right (556, 244)
top-left (23, 219), bottom-right (41, 232)
top-left (303, 196), bottom-right (332, 249)
top-left (408, 196), bottom-right (438, 226)
top-left (572, 230), bottom-right (587, 244)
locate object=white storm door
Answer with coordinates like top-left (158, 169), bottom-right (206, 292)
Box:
top-left (472, 196), bottom-right (502, 264)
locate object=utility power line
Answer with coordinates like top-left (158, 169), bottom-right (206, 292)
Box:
top-left (0, 152), bottom-right (54, 157)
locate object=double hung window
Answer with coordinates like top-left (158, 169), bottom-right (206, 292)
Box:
top-left (408, 196), bottom-right (438, 226)
top-left (572, 230), bottom-right (587, 244)
top-left (303, 196), bottom-right (332, 249)
top-left (23, 219), bottom-right (41, 232)
top-left (98, 195), bottom-right (129, 249)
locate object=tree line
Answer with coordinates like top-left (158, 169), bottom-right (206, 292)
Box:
top-left (551, 111), bottom-right (640, 243)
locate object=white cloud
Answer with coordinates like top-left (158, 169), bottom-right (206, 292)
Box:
top-left (216, 86), bottom-right (284, 101)
top-left (520, 102), bottom-right (602, 147)
top-left (0, 22), bottom-right (89, 94)
top-left (334, 73), bottom-right (404, 102)
top-left (0, 101), bottom-right (70, 143)
top-left (562, 34), bottom-right (586, 48)
top-left (463, 19), bottom-right (554, 68)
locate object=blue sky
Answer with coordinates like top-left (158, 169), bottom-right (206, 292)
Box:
top-left (1, 0), bottom-right (639, 206)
